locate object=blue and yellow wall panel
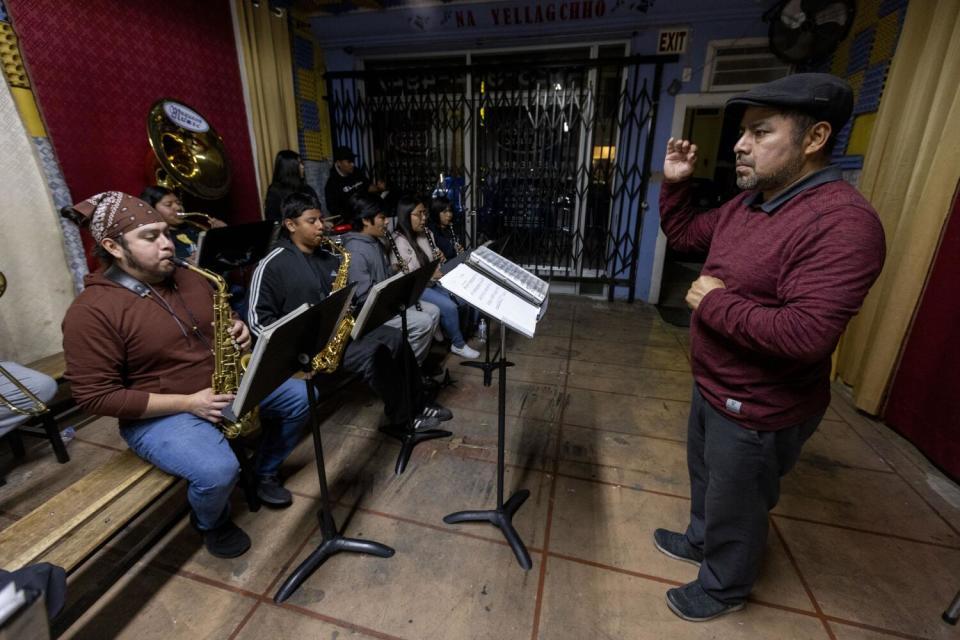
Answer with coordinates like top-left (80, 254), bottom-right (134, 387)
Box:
top-left (819, 0), bottom-right (909, 168)
top-left (291, 16), bottom-right (332, 161)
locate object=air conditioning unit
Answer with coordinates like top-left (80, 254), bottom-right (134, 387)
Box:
top-left (702, 38), bottom-right (793, 92)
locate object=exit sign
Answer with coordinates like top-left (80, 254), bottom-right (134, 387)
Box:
top-left (658, 29), bottom-right (689, 54)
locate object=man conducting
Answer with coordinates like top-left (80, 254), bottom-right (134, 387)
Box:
top-left (246, 191), bottom-right (453, 431)
top-left (62, 192), bottom-right (310, 559)
top-left (654, 73), bottom-right (886, 621)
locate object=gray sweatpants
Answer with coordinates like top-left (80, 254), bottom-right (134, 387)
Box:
top-left (684, 385), bottom-right (822, 603)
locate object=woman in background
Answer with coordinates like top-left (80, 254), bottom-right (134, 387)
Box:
top-left (264, 150), bottom-right (319, 222)
top-left (428, 196), bottom-right (465, 261)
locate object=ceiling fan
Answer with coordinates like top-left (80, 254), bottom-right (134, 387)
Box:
top-left (766, 0), bottom-right (856, 65)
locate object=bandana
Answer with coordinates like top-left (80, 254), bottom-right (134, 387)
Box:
top-left (68, 192), bottom-right (163, 243)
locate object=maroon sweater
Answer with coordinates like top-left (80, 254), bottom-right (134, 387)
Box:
top-left (62, 269), bottom-right (216, 421)
top-left (659, 167), bottom-right (885, 429)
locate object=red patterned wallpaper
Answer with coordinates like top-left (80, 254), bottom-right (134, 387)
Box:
top-left (7, 0), bottom-right (260, 224)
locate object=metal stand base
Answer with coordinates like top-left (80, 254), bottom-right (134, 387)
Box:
top-left (273, 374), bottom-right (394, 603)
top-left (444, 489), bottom-right (532, 569)
top-left (379, 424), bottom-right (453, 475)
top-left (444, 321), bottom-right (530, 570)
top-left (944, 589), bottom-right (960, 625)
top-left (274, 510), bottom-right (394, 603)
top-left (384, 304), bottom-right (451, 475)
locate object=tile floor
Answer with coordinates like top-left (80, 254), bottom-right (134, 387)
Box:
top-left (2, 295), bottom-right (959, 639)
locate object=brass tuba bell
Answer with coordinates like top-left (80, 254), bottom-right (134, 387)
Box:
top-left (146, 99), bottom-right (231, 200)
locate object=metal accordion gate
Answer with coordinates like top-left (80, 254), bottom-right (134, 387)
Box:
top-left (325, 50), bottom-right (675, 301)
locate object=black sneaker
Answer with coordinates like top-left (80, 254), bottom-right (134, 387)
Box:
top-left (201, 519), bottom-right (251, 559)
top-left (420, 402), bottom-right (453, 422)
top-left (412, 414), bottom-right (442, 431)
top-left (653, 528), bottom-right (703, 567)
top-left (257, 475), bottom-right (293, 508)
top-left (666, 581), bottom-right (744, 622)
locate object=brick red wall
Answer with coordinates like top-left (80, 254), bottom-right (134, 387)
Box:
top-left (7, 0), bottom-right (260, 226)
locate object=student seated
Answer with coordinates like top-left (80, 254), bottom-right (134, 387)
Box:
top-left (246, 191), bottom-right (453, 431)
top-left (341, 194), bottom-right (441, 365)
top-left (389, 196), bottom-right (479, 360)
top-left (61, 191), bottom-right (309, 559)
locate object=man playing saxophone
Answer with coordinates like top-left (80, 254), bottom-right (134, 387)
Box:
top-left (246, 191), bottom-right (453, 431)
top-left (61, 192), bottom-right (310, 560)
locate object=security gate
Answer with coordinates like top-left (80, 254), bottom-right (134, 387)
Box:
top-left (326, 49), bottom-right (674, 300)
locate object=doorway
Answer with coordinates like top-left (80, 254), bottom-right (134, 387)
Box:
top-left (654, 95), bottom-right (741, 326)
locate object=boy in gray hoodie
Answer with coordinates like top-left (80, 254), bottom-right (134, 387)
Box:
top-left (341, 195), bottom-right (441, 363)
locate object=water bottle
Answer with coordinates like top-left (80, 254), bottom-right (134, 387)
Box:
top-left (477, 319), bottom-right (487, 344)
top-left (60, 426), bottom-right (76, 444)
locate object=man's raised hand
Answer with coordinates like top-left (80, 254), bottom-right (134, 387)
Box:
top-left (664, 137), bottom-right (698, 184)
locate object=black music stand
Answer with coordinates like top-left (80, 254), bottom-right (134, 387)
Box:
top-left (354, 260), bottom-right (452, 474)
top-left (443, 320), bottom-right (530, 569)
top-left (197, 220), bottom-right (278, 272)
top-left (253, 288), bottom-right (395, 604)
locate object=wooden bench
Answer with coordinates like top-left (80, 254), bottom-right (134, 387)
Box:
top-left (0, 449), bottom-right (177, 573)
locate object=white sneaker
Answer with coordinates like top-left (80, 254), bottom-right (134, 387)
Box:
top-left (451, 343), bottom-right (480, 359)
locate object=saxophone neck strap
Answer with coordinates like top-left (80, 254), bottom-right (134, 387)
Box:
top-left (104, 264), bottom-right (151, 297)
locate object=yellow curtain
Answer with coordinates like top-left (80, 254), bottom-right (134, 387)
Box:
top-left (836, 0), bottom-right (960, 414)
top-left (231, 0), bottom-right (300, 210)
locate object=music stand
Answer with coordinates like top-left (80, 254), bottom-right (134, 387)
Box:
top-left (354, 259), bottom-right (452, 474)
top-left (196, 220), bottom-right (279, 272)
top-left (443, 320), bottom-right (529, 569)
top-left (270, 286), bottom-right (396, 604)
top-left (438, 257), bottom-right (547, 571)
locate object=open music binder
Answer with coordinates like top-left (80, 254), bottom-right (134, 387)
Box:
top-left (440, 250), bottom-right (548, 339)
top-left (196, 220), bottom-right (279, 272)
top-left (227, 285), bottom-right (354, 421)
top-left (350, 259), bottom-right (440, 341)
top-left (466, 245), bottom-right (548, 306)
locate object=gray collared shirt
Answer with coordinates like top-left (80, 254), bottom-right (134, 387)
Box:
top-left (746, 165), bottom-right (844, 214)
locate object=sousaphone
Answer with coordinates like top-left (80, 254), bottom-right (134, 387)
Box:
top-left (146, 98), bottom-right (231, 201)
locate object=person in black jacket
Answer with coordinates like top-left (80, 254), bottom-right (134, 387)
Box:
top-left (324, 146), bottom-right (390, 220)
top-left (247, 191), bottom-right (452, 430)
top-left (263, 150), bottom-right (319, 222)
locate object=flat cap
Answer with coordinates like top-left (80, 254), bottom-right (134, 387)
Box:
top-left (333, 146), bottom-right (355, 162)
top-left (726, 73), bottom-right (853, 132)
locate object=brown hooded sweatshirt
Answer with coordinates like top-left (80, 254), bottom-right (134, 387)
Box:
top-left (62, 268), bottom-right (216, 422)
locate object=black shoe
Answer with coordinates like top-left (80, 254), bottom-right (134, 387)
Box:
top-left (412, 414), bottom-right (442, 431)
top-left (202, 519), bottom-right (251, 559)
top-left (257, 475), bottom-right (293, 508)
top-left (653, 528), bottom-right (703, 567)
top-left (665, 581), bottom-right (744, 622)
top-left (421, 402), bottom-right (453, 422)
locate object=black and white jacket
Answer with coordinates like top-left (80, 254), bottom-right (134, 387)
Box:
top-left (246, 236), bottom-right (340, 338)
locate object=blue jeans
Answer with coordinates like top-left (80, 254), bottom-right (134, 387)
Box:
top-left (421, 285), bottom-right (465, 348)
top-left (120, 378), bottom-right (309, 530)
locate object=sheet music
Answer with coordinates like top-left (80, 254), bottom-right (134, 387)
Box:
top-left (440, 264), bottom-right (540, 338)
top-left (468, 246), bottom-right (548, 305)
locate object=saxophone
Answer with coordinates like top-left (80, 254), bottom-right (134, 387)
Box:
top-left (172, 258), bottom-right (259, 439)
top-left (310, 237), bottom-right (356, 374)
